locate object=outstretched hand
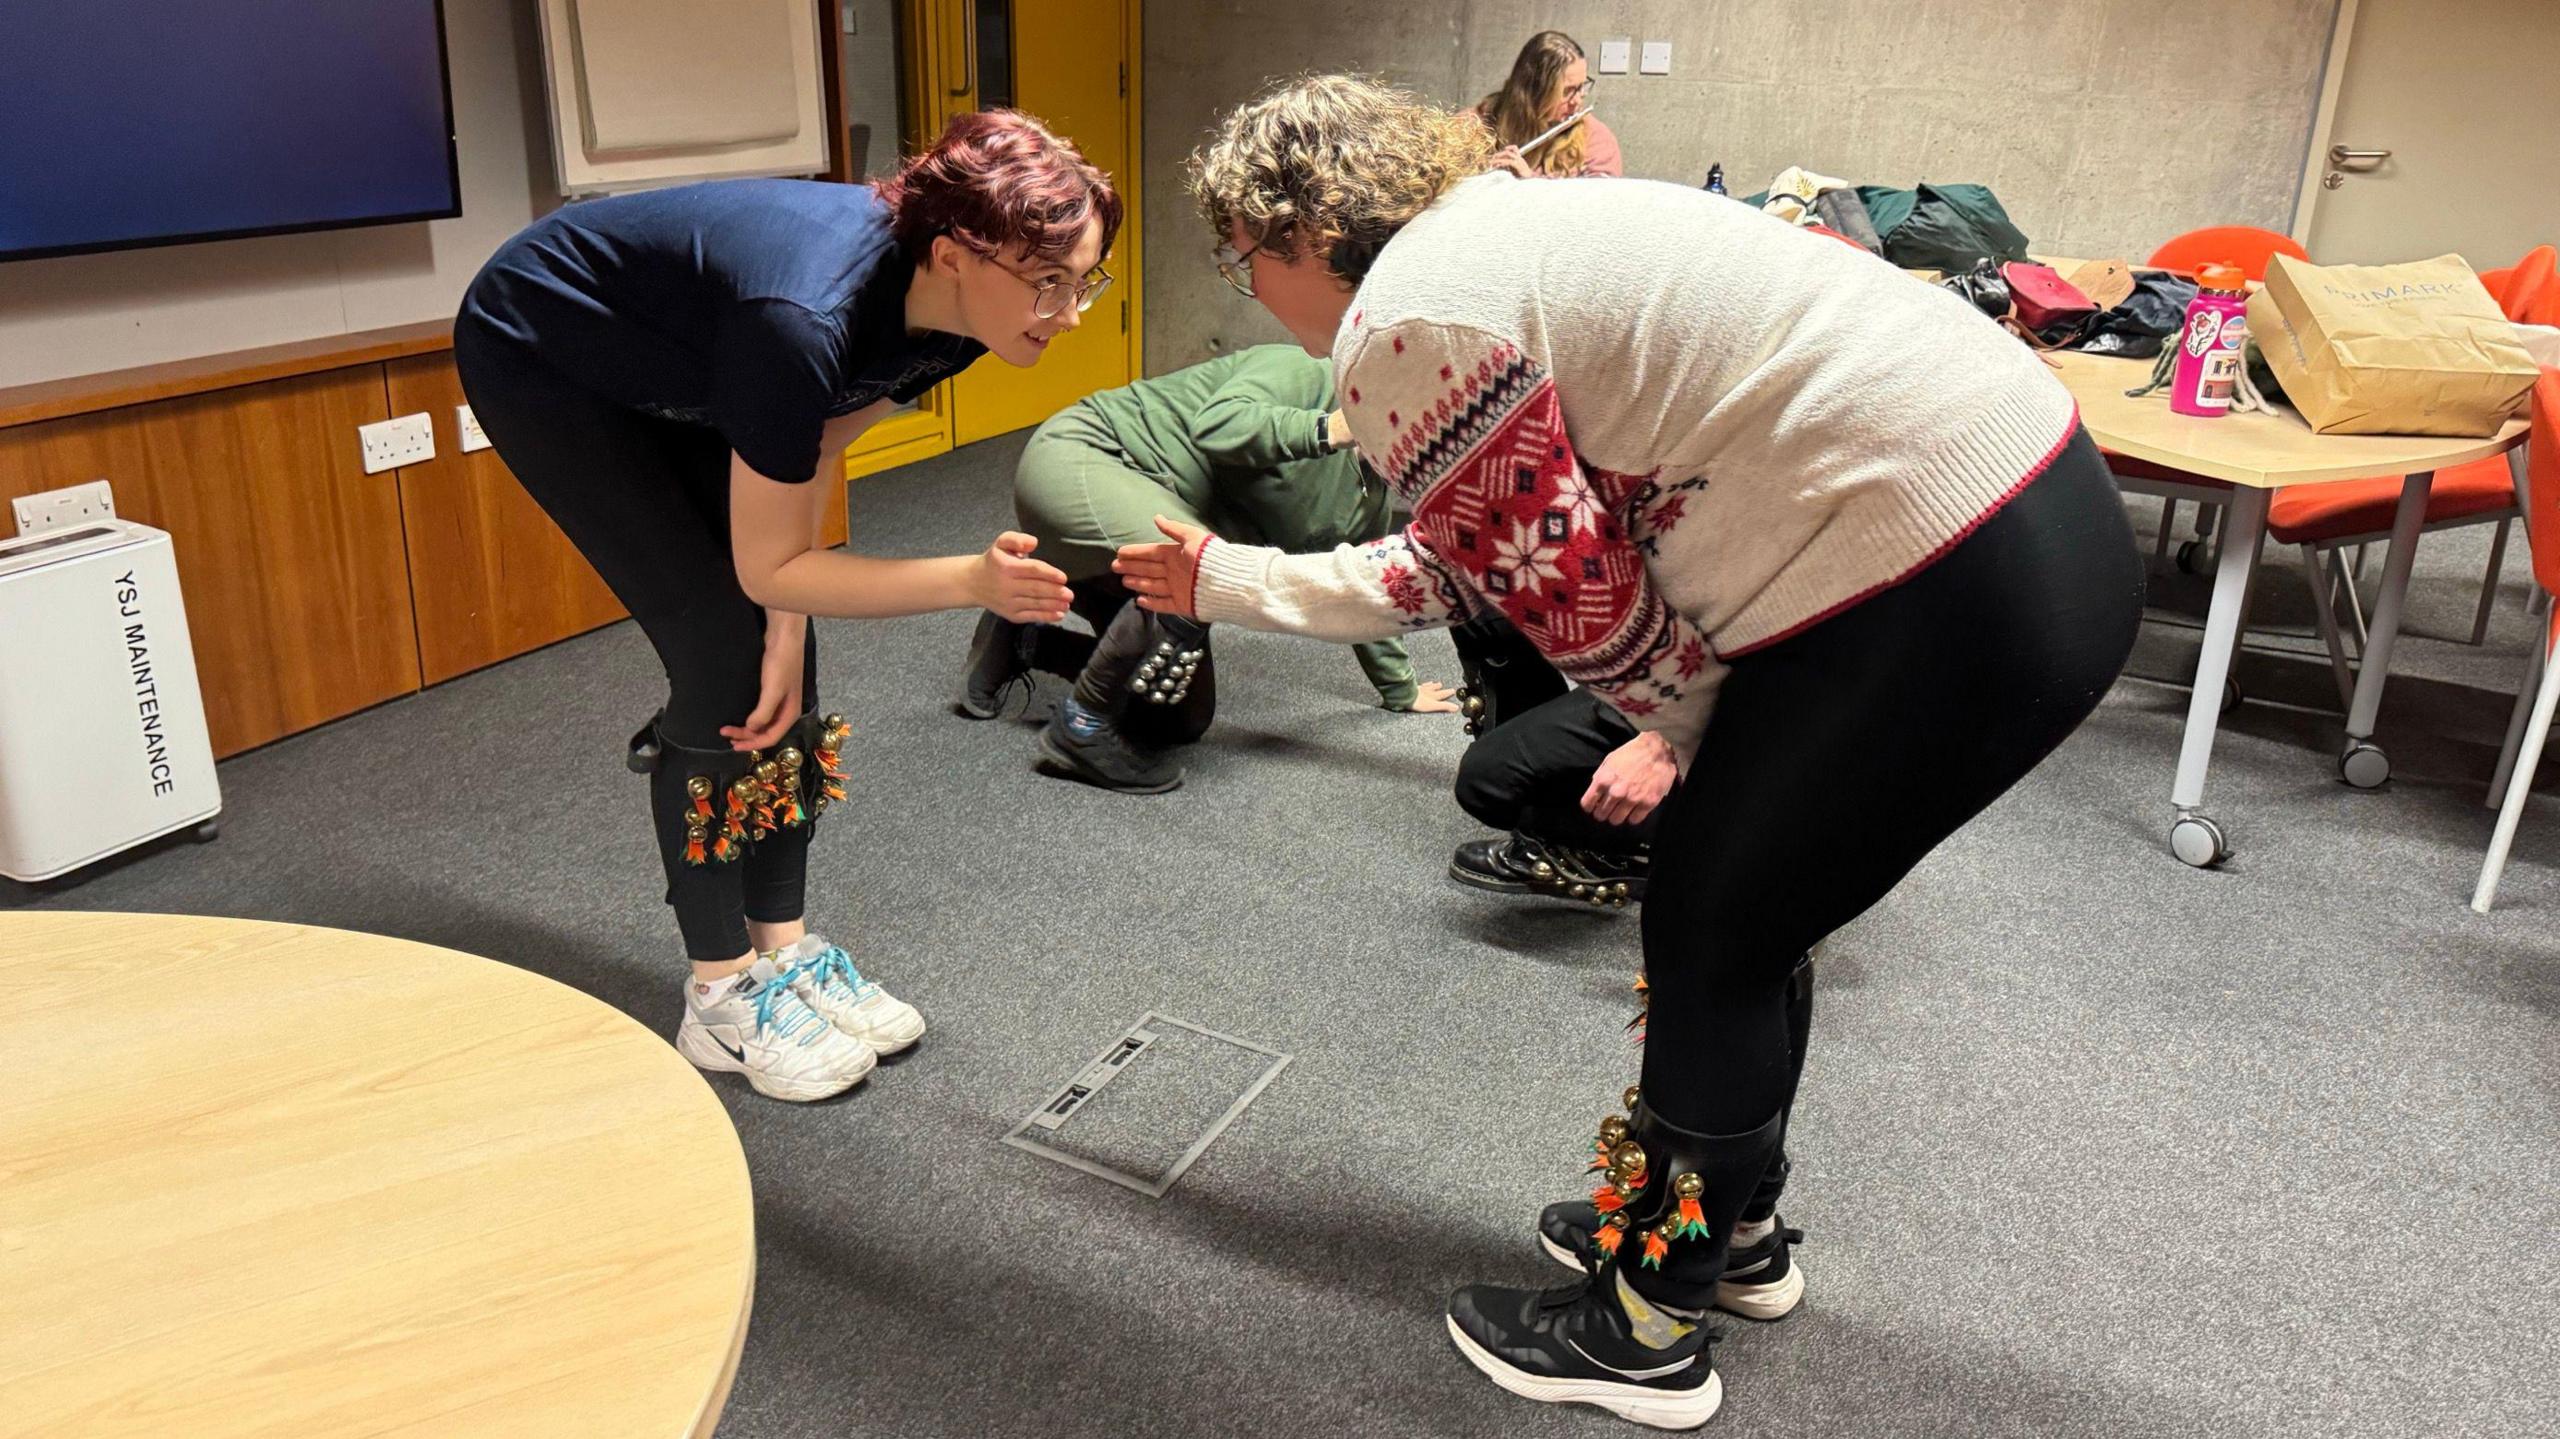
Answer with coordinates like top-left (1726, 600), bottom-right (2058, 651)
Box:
top-left (1112, 515), bottom-right (1212, 620)
top-left (975, 531), bottom-right (1072, 623)
top-left (1404, 680), bottom-right (1460, 715)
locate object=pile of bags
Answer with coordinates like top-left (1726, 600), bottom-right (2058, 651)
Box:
top-left (1745, 170), bottom-right (2031, 272)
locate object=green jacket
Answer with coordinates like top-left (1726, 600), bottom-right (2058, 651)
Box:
top-left (1080, 346), bottom-right (1418, 707)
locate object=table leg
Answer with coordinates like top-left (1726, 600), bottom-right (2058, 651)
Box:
top-left (2337, 471), bottom-right (2434, 789)
top-left (2168, 485), bottom-right (2269, 867)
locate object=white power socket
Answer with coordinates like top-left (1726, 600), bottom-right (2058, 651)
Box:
top-left (358, 412), bottom-right (436, 474)
top-left (456, 404), bottom-right (491, 453)
top-left (11, 479), bottom-right (117, 536)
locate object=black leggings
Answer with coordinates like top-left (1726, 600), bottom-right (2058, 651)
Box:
top-left (454, 315), bottom-right (819, 962)
top-left (1640, 428), bottom-right (2143, 1134)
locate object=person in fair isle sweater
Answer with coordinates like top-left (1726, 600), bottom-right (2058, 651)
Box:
top-left (1117, 76), bottom-right (2143, 1428)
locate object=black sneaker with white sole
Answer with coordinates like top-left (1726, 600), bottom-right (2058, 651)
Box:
top-left (1454, 1101), bottom-right (1782, 1428)
top-left (1445, 1266), bottom-right (1724, 1430)
top-left (1538, 1202), bottom-right (1807, 1321)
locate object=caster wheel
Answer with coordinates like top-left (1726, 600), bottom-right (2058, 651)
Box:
top-left (2170, 813), bottom-right (2228, 868)
top-left (2220, 678), bottom-right (2241, 714)
top-left (190, 820), bottom-right (220, 843)
top-left (2339, 741), bottom-right (2390, 789)
top-left (2175, 540), bottom-right (2203, 575)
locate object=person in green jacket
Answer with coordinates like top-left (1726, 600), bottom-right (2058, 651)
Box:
top-left (958, 344), bottom-right (1454, 791)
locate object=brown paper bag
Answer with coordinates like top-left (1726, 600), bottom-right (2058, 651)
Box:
top-left (2248, 253), bottom-right (2537, 436)
top-left (2060, 258), bottom-right (2136, 313)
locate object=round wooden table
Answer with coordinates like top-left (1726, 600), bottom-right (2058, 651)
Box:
top-left (0, 912), bottom-right (755, 1437)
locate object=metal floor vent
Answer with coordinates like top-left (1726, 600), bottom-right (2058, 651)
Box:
top-left (1003, 1013), bottom-right (1291, 1198)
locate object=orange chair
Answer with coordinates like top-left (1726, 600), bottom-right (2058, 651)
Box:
top-left (2473, 365), bottom-right (2560, 910)
top-left (2146, 225), bottom-right (2309, 284)
top-left (2271, 245), bottom-right (2557, 700)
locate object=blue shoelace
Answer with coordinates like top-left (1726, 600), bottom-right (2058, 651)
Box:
top-left (801, 943), bottom-right (879, 1004)
top-left (748, 971), bottom-right (835, 1047)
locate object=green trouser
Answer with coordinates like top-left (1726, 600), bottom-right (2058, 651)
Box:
top-left (1012, 404), bottom-right (1417, 707)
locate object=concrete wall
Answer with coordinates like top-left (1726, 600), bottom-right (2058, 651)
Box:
top-left (1141, 0), bottom-right (2341, 372)
top-left (0, 0), bottom-right (559, 388)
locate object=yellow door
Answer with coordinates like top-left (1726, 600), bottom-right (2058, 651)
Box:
top-left (940, 0), bottom-right (1139, 446)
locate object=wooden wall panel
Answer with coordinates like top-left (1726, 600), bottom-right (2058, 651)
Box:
top-left (386, 355), bottom-right (626, 685)
top-left (0, 371), bottom-right (422, 757)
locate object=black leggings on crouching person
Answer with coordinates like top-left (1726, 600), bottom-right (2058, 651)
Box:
top-left (456, 315), bottom-right (833, 963)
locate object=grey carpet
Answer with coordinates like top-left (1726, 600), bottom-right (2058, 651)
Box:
top-left (11, 435), bottom-right (2557, 1438)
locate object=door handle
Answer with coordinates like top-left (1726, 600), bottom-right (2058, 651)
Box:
top-left (2326, 145), bottom-right (2391, 168)
top-left (945, 0), bottom-right (974, 98)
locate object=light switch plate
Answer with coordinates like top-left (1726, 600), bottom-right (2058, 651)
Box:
top-left (1597, 38), bottom-right (1631, 74)
top-left (1641, 41), bottom-right (1672, 75)
top-left (456, 404), bottom-right (491, 453)
top-left (359, 412), bottom-right (436, 474)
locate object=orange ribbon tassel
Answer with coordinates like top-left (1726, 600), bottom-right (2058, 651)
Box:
top-left (1677, 1198), bottom-right (1706, 1237)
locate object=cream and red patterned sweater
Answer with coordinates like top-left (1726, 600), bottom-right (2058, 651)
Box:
top-left (1191, 173), bottom-right (2080, 763)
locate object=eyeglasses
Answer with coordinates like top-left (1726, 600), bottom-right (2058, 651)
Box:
top-left (994, 259), bottom-right (1116, 320)
top-left (1564, 78), bottom-right (1595, 103)
top-left (1215, 239), bottom-right (1261, 298)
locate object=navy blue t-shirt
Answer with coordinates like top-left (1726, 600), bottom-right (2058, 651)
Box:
top-left (461, 179), bottom-right (984, 484)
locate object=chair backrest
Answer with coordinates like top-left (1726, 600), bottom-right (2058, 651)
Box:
top-left (2498, 245), bottom-right (2559, 325)
top-left (2147, 226), bottom-right (2311, 283)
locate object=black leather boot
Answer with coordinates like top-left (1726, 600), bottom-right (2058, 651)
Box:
top-left (1119, 616), bottom-right (1217, 747)
top-left (958, 612), bottom-right (1097, 719)
top-left (1449, 830), bottom-right (1646, 906)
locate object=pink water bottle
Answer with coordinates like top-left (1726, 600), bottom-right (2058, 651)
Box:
top-left (2170, 263), bottom-right (2250, 417)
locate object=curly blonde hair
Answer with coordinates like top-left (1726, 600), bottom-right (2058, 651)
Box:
top-left (1187, 74), bottom-right (1491, 283)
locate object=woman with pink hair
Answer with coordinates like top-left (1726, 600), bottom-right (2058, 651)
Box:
top-left (456, 111), bottom-right (1117, 1102)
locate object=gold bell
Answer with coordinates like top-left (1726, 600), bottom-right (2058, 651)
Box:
top-left (1622, 1084), bottom-right (1641, 1112)
top-left (1674, 1173), bottom-right (1704, 1200)
top-left (1570, 883), bottom-right (1591, 900)
top-left (755, 760), bottom-right (780, 785)
top-left (730, 775), bottom-right (758, 800)
top-left (686, 775), bottom-right (712, 801)
top-left (778, 748), bottom-right (803, 769)
top-left (1598, 1115), bottom-right (1630, 1147)
top-left (1610, 1140), bottom-right (1646, 1175)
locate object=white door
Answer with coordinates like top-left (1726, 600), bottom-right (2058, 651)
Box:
top-left (2300, 0), bottom-right (2560, 268)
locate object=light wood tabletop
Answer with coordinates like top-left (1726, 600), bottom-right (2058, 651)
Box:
top-left (0, 912), bottom-right (756, 1438)
top-left (2048, 344), bottom-right (2527, 488)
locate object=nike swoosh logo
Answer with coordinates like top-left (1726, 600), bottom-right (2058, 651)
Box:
top-left (708, 1026), bottom-right (747, 1062)
top-left (1566, 1337), bottom-right (1695, 1382)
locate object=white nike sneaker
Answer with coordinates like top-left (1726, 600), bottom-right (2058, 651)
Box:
top-left (772, 935), bottom-right (927, 1055)
top-left (675, 957), bottom-right (877, 1101)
